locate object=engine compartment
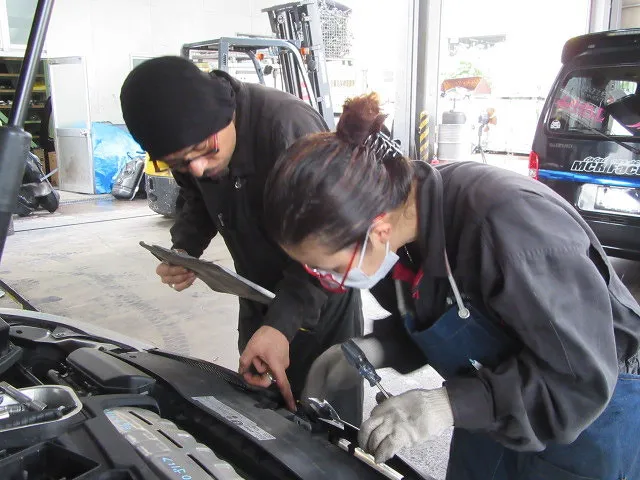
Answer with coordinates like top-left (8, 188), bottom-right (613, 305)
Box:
top-left (0, 309), bottom-right (430, 480)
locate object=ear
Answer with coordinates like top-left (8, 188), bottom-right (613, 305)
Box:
top-left (370, 219), bottom-right (392, 245)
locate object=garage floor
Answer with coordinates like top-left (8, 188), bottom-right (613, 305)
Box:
top-left (2, 159), bottom-right (640, 479)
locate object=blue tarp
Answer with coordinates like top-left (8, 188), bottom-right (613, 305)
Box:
top-left (91, 122), bottom-right (144, 194)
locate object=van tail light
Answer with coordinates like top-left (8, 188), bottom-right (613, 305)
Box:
top-left (529, 151), bottom-right (540, 180)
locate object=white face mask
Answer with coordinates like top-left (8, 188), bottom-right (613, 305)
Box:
top-left (315, 225), bottom-right (399, 290)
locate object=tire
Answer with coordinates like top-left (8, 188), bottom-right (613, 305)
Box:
top-left (39, 190), bottom-right (60, 213)
top-left (15, 188), bottom-right (37, 217)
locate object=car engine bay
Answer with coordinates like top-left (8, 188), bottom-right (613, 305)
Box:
top-left (0, 308), bottom-right (430, 480)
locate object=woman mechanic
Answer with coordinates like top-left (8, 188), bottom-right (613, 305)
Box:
top-left (263, 93), bottom-right (640, 479)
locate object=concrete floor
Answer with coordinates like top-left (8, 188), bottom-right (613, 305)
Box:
top-left (2, 198), bottom-right (238, 360)
top-left (2, 156), bottom-right (640, 479)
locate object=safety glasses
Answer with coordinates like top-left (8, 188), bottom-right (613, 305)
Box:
top-left (152, 134), bottom-right (219, 173)
top-left (304, 242), bottom-right (360, 294)
top-left (303, 214), bottom-right (387, 293)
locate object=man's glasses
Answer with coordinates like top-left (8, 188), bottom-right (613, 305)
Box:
top-left (152, 134), bottom-right (219, 173)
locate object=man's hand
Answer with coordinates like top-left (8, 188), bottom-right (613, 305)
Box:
top-left (156, 261), bottom-right (196, 291)
top-left (238, 326), bottom-right (296, 411)
top-left (358, 387), bottom-right (454, 464)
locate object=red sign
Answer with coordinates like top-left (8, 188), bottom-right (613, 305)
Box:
top-left (441, 77), bottom-right (491, 95)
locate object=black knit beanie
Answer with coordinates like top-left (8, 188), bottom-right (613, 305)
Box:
top-left (120, 56), bottom-right (236, 159)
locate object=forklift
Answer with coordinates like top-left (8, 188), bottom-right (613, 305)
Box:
top-left (145, 0), bottom-right (336, 218)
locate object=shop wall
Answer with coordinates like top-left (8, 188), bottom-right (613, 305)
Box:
top-left (622, 0), bottom-right (640, 27)
top-left (43, 0), bottom-right (274, 124)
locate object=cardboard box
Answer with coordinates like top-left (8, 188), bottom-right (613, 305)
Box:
top-left (48, 151), bottom-right (58, 187)
top-left (32, 148), bottom-right (59, 187)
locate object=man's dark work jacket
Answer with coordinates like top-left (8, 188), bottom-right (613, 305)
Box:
top-left (170, 72), bottom-right (364, 413)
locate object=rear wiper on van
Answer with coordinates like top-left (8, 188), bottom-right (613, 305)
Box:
top-left (570, 117), bottom-right (640, 155)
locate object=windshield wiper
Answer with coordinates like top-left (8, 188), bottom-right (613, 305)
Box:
top-left (570, 117), bottom-right (640, 155)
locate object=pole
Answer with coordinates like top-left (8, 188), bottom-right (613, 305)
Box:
top-left (414, 0), bottom-right (442, 161)
top-left (417, 111), bottom-right (429, 161)
top-left (0, 0), bottom-right (55, 263)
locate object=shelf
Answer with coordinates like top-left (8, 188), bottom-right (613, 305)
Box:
top-left (0, 88), bottom-right (47, 94)
top-left (0, 104), bottom-right (45, 109)
top-left (0, 57), bottom-right (47, 150)
top-left (0, 73), bottom-right (44, 78)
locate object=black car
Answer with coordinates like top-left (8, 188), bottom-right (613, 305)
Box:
top-left (530, 29), bottom-right (640, 259)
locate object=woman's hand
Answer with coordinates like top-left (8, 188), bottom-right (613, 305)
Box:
top-left (359, 387), bottom-right (454, 463)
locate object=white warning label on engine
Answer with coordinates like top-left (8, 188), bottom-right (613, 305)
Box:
top-left (192, 396), bottom-right (276, 441)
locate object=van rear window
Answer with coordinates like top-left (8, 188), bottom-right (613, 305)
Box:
top-left (547, 65), bottom-right (640, 138)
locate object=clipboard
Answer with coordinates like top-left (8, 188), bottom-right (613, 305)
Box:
top-left (140, 242), bottom-right (275, 305)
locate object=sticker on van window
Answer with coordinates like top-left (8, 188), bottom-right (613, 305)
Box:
top-left (555, 90), bottom-right (605, 125)
top-left (570, 156), bottom-right (640, 176)
top-left (549, 119), bottom-right (562, 130)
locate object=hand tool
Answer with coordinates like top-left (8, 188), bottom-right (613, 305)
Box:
top-left (0, 407), bottom-right (63, 430)
top-left (0, 381), bottom-right (47, 411)
top-left (341, 340), bottom-right (391, 400)
top-left (0, 403), bottom-right (27, 419)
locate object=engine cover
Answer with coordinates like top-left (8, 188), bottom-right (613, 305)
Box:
top-left (105, 406), bottom-right (242, 480)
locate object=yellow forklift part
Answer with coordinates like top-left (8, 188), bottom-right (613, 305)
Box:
top-left (144, 154), bottom-right (174, 178)
top-left (143, 154), bottom-right (180, 218)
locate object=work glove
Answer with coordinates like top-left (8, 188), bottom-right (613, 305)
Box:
top-left (302, 336), bottom-right (385, 402)
top-left (359, 387), bottom-right (454, 464)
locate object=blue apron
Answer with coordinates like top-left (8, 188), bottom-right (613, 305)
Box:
top-left (397, 252), bottom-right (640, 480)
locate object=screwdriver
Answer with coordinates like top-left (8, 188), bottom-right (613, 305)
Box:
top-left (341, 340), bottom-right (391, 400)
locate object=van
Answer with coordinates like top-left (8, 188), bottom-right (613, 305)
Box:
top-left (530, 29), bottom-right (640, 259)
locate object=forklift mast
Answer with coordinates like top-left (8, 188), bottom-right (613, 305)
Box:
top-left (262, 1), bottom-right (335, 127)
top-left (181, 1), bottom-right (335, 129)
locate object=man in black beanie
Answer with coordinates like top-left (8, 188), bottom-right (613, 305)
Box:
top-left (120, 56), bottom-right (363, 424)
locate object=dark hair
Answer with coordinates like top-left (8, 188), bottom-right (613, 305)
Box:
top-left (264, 93), bottom-right (414, 253)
